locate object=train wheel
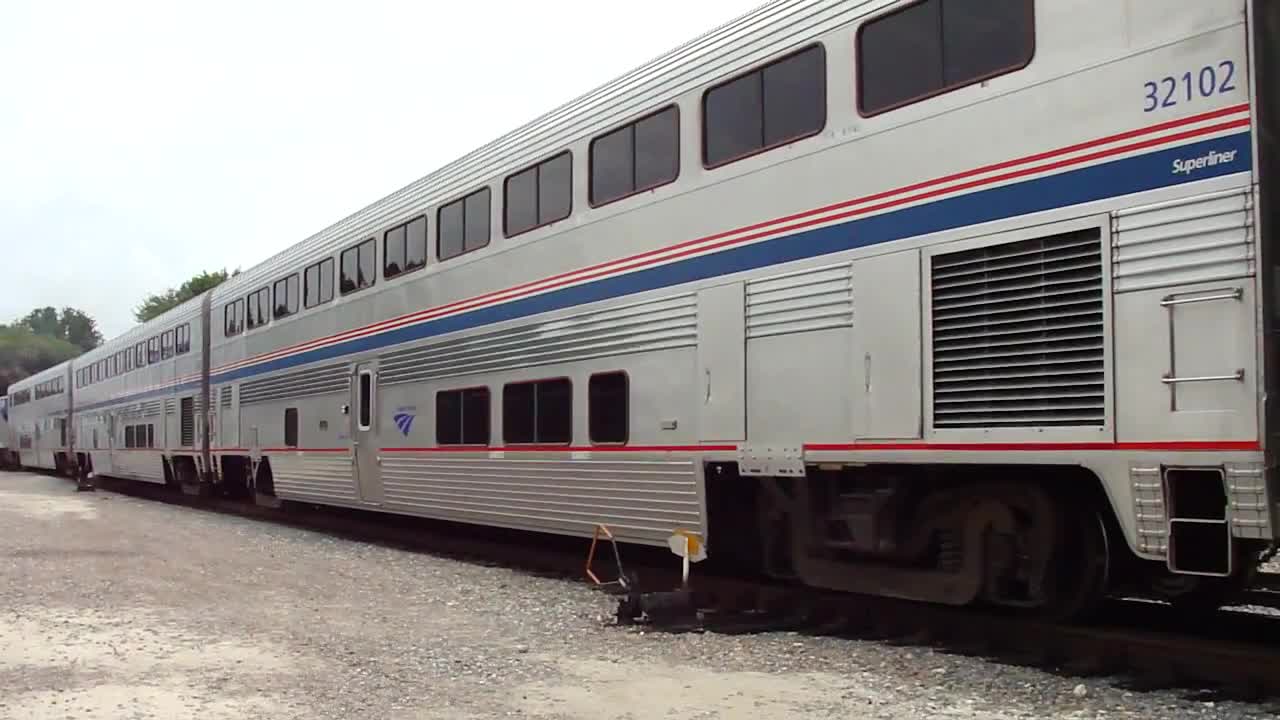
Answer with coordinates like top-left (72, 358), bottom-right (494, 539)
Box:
top-left (1040, 503), bottom-right (1110, 622)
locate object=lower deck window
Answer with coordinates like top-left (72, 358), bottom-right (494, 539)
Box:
top-left (284, 408), bottom-right (298, 447)
top-left (436, 388), bottom-right (490, 445)
top-left (503, 379), bottom-right (571, 444)
top-left (589, 372), bottom-right (628, 444)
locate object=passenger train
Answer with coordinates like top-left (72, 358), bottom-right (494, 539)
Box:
top-left (5, 0), bottom-right (1279, 617)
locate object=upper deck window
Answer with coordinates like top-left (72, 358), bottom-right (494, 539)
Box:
top-left (384, 216), bottom-right (427, 279)
top-left (857, 0), bottom-right (1034, 116)
top-left (590, 106), bottom-right (679, 207)
top-left (304, 258), bottom-right (335, 308)
top-left (246, 287), bottom-right (271, 330)
top-left (340, 239), bottom-right (376, 295)
top-left (273, 274), bottom-right (300, 319)
top-left (224, 299), bottom-right (244, 337)
top-left (703, 45), bottom-right (826, 168)
top-left (504, 152), bottom-right (572, 237)
top-left (438, 188), bottom-right (491, 261)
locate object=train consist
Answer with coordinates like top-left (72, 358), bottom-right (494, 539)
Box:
top-left (3, 0), bottom-right (1278, 617)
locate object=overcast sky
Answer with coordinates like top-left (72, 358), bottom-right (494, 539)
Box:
top-left (0, 0), bottom-right (761, 339)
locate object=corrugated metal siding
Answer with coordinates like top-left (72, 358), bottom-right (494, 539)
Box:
top-left (379, 455), bottom-right (701, 545)
top-left (272, 453), bottom-right (360, 504)
top-left (746, 263), bottom-right (852, 339)
top-left (108, 452), bottom-right (166, 484)
top-left (1112, 188), bottom-right (1255, 292)
top-left (379, 294), bottom-right (697, 385)
top-left (240, 363), bottom-right (349, 406)
top-left (931, 229), bottom-right (1106, 428)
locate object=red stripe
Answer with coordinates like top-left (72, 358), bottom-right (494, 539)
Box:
top-left (380, 444), bottom-right (738, 453)
top-left (805, 441), bottom-right (1261, 452)
top-left (261, 447), bottom-right (348, 453)
top-left (213, 105), bottom-right (1252, 375)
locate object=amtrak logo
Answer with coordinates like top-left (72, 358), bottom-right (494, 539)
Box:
top-left (392, 410), bottom-right (416, 436)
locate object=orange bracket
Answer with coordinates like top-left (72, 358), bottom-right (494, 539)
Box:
top-left (585, 524), bottom-right (630, 591)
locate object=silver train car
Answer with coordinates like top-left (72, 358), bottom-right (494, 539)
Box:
top-left (10, 0), bottom-right (1280, 616)
top-left (0, 394), bottom-right (12, 467)
top-left (6, 362), bottom-right (73, 473)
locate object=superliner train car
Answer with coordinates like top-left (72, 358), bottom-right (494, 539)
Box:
top-left (7, 362), bottom-right (72, 473)
top-left (4, 0), bottom-right (1279, 617)
top-left (0, 394), bottom-right (13, 467)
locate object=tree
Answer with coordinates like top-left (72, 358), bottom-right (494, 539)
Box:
top-left (134, 269), bottom-right (234, 323)
top-left (16, 306), bottom-right (102, 352)
top-left (0, 325), bottom-right (81, 395)
top-left (59, 308), bottom-right (102, 352)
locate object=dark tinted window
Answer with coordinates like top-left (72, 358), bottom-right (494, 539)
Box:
top-left (942, 0), bottom-right (1033, 85)
top-left (383, 216), bottom-right (427, 279)
top-left (503, 379), bottom-right (571, 444)
top-left (147, 424), bottom-right (155, 448)
top-left (148, 337), bottom-right (160, 363)
top-left (405, 216), bottom-right (427, 271)
top-left (763, 46), bottom-right (826, 146)
top-left (437, 200), bottom-right (464, 261)
top-left (358, 372), bottom-right (372, 428)
top-left (504, 165), bottom-right (538, 237)
top-left (439, 188), bottom-right (491, 261)
top-left (436, 391), bottom-right (462, 445)
top-left (274, 274), bottom-right (299, 318)
top-left (858, 0), bottom-right (1033, 115)
top-left (162, 330), bottom-right (175, 359)
top-left (284, 408), bottom-right (298, 447)
top-left (502, 382), bottom-right (536, 444)
top-left (224, 300), bottom-right (243, 337)
top-left (125, 425), bottom-right (135, 449)
top-left (704, 45), bottom-right (825, 167)
top-left (384, 224), bottom-right (405, 278)
top-left (246, 287), bottom-right (270, 329)
top-left (634, 108), bottom-right (680, 195)
top-left (590, 123), bottom-right (632, 206)
top-left (340, 239), bottom-right (375, 295)
top-left (460, 388), bottom-right (489, 445)
top-left (591, 106), bottom-right (680, 207)
top-left (436, 387), bottom-right (491, 446)
top-left (304, 258), bottom-right (334, 308)
top-left (463, 189), bottom-right (490, 254)
top-left (589, 372), bottom-right (628, 443)
top-left (175, 323), bottom-right (191, 354)
top-left (704, 70), bottom-right (762, 167)
top-left (505, 152), bottom-right (571, 237)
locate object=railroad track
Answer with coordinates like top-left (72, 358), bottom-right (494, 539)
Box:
top-left (85, 474), bottom-right (1280, 704)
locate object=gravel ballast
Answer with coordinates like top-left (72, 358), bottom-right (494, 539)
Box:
top-left (1, 470), bottom-right (1277, 720)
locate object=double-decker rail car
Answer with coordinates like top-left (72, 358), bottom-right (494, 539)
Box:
top-left (70, 296), bottom-right (206, 485)
top-left (7, 363), bottom-right (73, 473)
top-left (0, 394), bottom-right (13, 468)
top-left (16, 0), bottom-right (1280, 617)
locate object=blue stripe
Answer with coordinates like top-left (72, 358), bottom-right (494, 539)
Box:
top-left (81, 132), bottom-right (1252, 413)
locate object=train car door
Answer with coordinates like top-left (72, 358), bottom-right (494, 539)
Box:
top-left (351, 362), bottom-right (384, 504)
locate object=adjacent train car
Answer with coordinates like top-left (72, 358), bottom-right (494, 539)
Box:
top-left (0, 394), bottom-right (13, 467)
top-left (15, 0), bottom-right (1280, 616)
top-left (70, 296), bottom-right (206, 485)
top-left (7, 363), bottom-right (73, 472)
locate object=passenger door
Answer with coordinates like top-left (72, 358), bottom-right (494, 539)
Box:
top-left (351, 362), bottom-right (384, 504)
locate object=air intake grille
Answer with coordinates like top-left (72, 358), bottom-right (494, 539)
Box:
top-left (931, 228), bottom-right (1105, 428)
top-left (180, 396), bottom-right (195, 446)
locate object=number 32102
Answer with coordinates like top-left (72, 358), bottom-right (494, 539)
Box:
top-left (1144, 61), bottom-right (1237, 112)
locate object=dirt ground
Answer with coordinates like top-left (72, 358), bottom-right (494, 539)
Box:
top-left (0, 471), bottom-right (1271, 720)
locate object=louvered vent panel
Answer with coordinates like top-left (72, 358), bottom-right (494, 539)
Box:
top-left (180, 397), bottom-right (195, 446)
top-left (220, 386), bottom-right (233, 408)
top-left (931, 228), bottom-right (1105, 428)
